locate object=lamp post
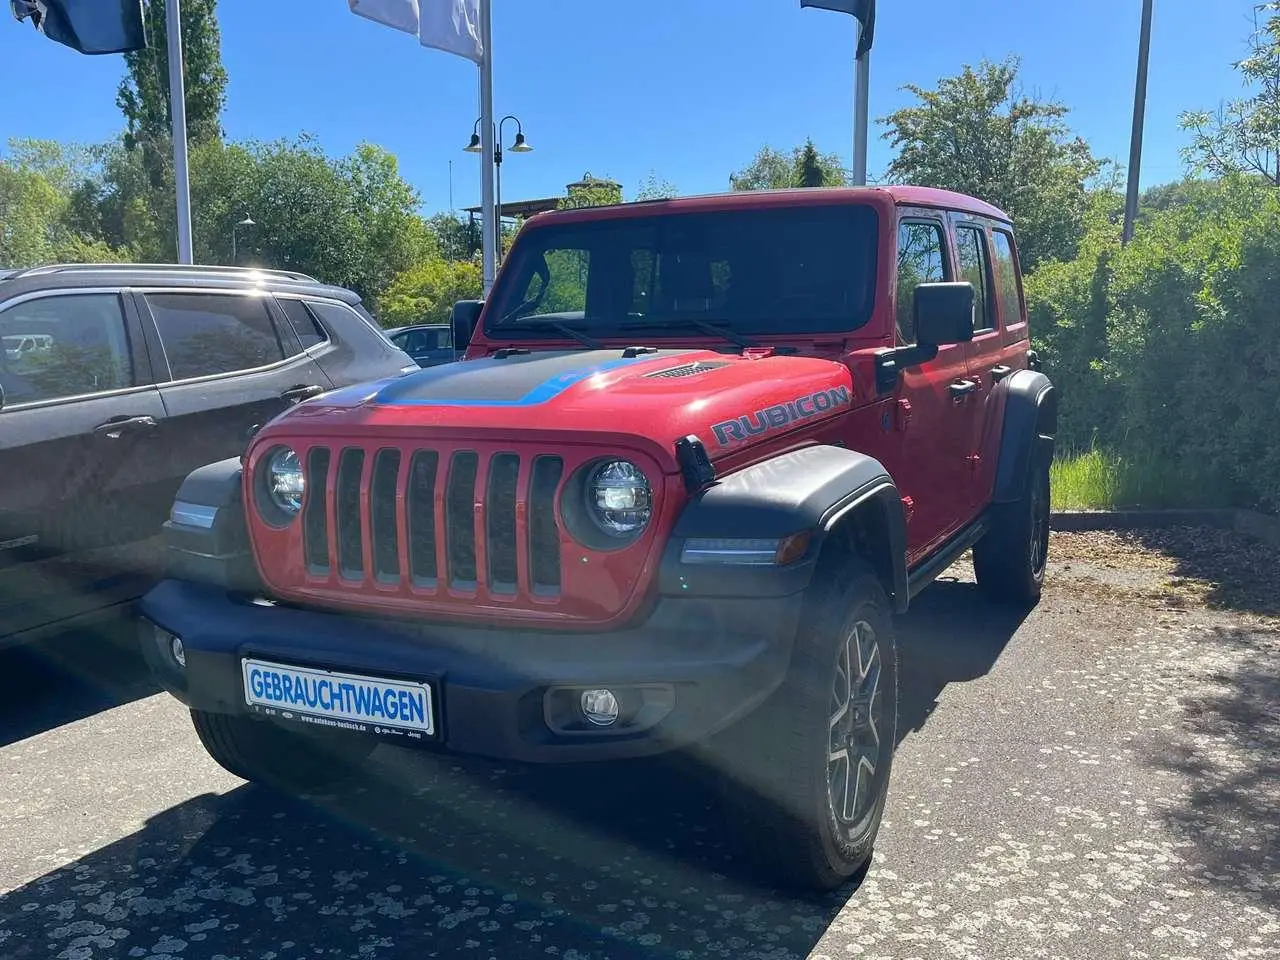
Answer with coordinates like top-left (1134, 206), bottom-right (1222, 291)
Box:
top-left (1122, 0), bottom-right (1155, 245)
top-left (231, 215), bottom-right (255, 264)
top-left (465, 115), bottom-right (533, 261)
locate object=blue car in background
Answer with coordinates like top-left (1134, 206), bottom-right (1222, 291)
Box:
top-left (383, 323), bottom-right (457, 368)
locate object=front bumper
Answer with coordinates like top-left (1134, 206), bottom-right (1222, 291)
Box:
top-left (138, 579), bottom-right (804, 764)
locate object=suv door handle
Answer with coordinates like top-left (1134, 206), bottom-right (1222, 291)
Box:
top-left (990, 364), bottom-right (1013, 382)
top-left (93, 415), bottom-right (158, 439)
top-left (949, 379), bottom-right (978, 401)
top-left (280, 384), bottom-right (325, 404)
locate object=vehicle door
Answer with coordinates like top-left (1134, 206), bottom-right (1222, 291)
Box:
top-left (951, 216), bottom-right (1006, 514)
top-left (135, 288), bottom-right (334, 502)
top-left (891, 211), bottom-right (980, 558)
top-left (417, 327), bottom-right (456, 367)
top-left (0, 288), bottom-right (168, 636)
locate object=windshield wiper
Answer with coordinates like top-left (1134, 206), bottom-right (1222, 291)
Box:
top-left (619, 318), bottom-right (755, 349)
top-left (492, 316), bottom-right (600, 349)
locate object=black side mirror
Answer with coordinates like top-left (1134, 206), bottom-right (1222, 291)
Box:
top-left (450, 300), bottom-right (483, 354)
top-left (914, 281), bottom-right (975, 347)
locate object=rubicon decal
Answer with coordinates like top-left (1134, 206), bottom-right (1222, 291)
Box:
top-left (711, 386), bottom-right (852, 446)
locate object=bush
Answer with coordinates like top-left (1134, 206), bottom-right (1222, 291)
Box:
top-left (378, 256), bottom-right (482, 328)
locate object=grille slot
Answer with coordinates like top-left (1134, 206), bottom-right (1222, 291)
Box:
top-left (371, 448), bottom-right (401, 582)
top-left (335, 448), bottom-right (365, 578)
top-left (445, 452), bottom-right (479, 588)
top-left (486, 453), bottom-right (520, 593)
top-left (645, 360), bottom-right (730, 379)
top-left (407, 450), bottom-right (439, 585)
top-left (528, 456), bottom-right (564, 594)
top-left (303, 447), bottom-right (331, 572)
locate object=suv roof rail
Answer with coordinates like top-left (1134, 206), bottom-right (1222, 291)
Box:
top-left (10, 262), bottom-right (321, 283)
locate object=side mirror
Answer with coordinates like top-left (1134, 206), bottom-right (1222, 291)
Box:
top-left (914, 281), bottom-right (975, 347)
top-left (0, 381), bottom-right (5, 412)
top-left (450, 300), bottom-right (483, 354)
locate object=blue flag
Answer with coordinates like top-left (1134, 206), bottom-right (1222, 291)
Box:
top-left (10, 0), bottom-right (147, 55)
top-left (800, 0), bottom-right (875, 57)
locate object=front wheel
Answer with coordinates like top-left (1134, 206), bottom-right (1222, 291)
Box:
top-left (973, 447), bottom-right (1051, 606)
top-left (191, 709), bottom-right (375, 792)
top-left (712, 555), bottom-right (899, 890)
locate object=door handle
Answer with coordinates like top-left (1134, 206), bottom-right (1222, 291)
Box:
top-left (280, 384), bottom-right (325, 404)
top-left (990, 364), bottom-right (1013, 382)
top-left (949, 379), bottom-right (978, 401)
top-left (93, 415), bottom-right (158, 439)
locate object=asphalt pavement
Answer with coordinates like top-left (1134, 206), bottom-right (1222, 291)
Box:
top-left (0, 529), bottom-right (1276, 960)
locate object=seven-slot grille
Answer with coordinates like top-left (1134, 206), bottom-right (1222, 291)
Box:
top-left (299, 444), bottom-right (564, 598)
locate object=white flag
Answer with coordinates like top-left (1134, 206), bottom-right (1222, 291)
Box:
top-left (418, 0), bottom-right (483, 63)
top-left (348, 0), bottom-right (419, 35)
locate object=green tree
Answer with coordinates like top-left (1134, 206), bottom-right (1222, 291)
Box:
top-left (730, 142), bottom-right (849, 190)
top-left (427, 212), bottom-right (481, 261)
top-left (558, 172), bottom-right (623, 209)
top-left (379, 257), bottom-right (483, 327)
top-left (634, 171), bottom-right (678, 200)
top-left (879, 56), bottom-right (1101, 269)
top-left (1179, 4), bottom-right (1280, 185)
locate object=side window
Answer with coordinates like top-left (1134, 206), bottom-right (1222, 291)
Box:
top-left (278, 298), bottom-right (329, 350)
top-left (147, 292), bottom-right (285, 380)
top-left (991, 230), bottom-right (1025, 328)
top-left (0, 293), bottom-right (134, 404)
top-left (307, 300), bottom-right (376, 340)
top-left (895, 221), bottom-right (948, 344)
top-left (954, 224), bottom-right (995, 332)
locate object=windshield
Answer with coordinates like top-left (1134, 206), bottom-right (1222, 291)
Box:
top-left (483, 203), bottom-right (879, 339)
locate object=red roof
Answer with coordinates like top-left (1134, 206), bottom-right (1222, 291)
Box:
top-left (529, 185), bottom-right (1011, 227)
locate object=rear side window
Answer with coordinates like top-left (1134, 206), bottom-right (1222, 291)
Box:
top-left (0, 293), bottom-right (134, 404)
top-left (954, 224), bottom-right (995, 332)
top-left (895, 221), bottom-right (948, 344)
top-left (278, 298), bottom-right (329, 349)
top-left (147, 292), bottom-right (285, 380)
top-left (991, 230), bottom-right (1025, 328)
top-left (307, 299), bottom-right (375, 338)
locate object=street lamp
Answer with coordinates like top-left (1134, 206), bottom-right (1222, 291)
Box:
top-left (464, 116), bottom-right (533, 260)
top-left (231, 215), bottom-right (255, 264)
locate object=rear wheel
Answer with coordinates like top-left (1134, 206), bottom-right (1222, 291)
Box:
top-left (713, 555), bottom-right (898, 890)
top-left (190, 709), bottom-right (375, 792)
top-left (973, 446), bottom-right (1051, 606)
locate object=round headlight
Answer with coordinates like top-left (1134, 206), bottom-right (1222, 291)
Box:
top-left (266, 447), bottom-right (305, 515)
top-left (586, 460), bottom-right (651, 537)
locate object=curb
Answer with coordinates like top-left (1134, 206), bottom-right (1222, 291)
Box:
top-left (1051, 508), bottom-right (1280, 547)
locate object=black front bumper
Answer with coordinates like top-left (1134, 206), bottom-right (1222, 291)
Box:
top-left (138, 580), bottom-right (804, 764)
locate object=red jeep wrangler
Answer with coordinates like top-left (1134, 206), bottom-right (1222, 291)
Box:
top-left (138, 187), bottom-right (1055, 890)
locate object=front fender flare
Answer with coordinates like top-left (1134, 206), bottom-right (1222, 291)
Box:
top-left (659, 445), bottom-right (908, 610)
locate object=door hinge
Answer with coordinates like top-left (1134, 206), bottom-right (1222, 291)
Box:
top-left (966, 454), bottom-right (982, 471)
top-left (895, 398), bottom-right (912, 431)
top-left (900, 496), bottom-right (915, 521)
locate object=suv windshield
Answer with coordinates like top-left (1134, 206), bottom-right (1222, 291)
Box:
top-left (483, 202), bottom-right (879, 340)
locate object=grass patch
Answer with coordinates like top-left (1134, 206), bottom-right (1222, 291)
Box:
top-left (1050, 448), bottom-right (1215, 511)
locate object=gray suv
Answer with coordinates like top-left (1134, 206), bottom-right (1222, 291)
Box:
top-left (0, 263), bottom-right (417, 646)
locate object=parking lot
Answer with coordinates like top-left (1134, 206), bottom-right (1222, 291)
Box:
top-left (1, 527), bottom-right (1277, 960)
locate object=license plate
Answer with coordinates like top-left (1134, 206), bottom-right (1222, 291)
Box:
top-left (242, 658), bottom-right (435, 737)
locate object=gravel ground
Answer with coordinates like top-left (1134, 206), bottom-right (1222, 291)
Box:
top-left (0, 527), bottom-right (1276, 960)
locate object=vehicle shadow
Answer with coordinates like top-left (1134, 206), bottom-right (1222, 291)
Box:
top-left (1145, 623), bottom-right (1280, 911)
top-left (0, 613), bottom-right (159, 748)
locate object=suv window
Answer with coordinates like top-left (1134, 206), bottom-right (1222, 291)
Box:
top-left (991, 230), bottom-right (1025, 327)
top-left (0, 293), bottom-right (134, 404)
top-left (484, 204), bottom-right (880, 338)
top-left (278, 298), bottom-right (329, 350)
top-left (147, 292), bottom-right (285, 380)
top-left (954, 224), bottom-right (995, 332)
top-left (895, 221), bottom-right (949, 344)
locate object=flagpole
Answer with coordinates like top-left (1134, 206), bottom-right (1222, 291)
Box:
top-left (1122, 0), bottom-right (1154, 245)
top-left (165, 0), bottom-right (194, 264)
top-left (478, 0), bottom-right (496, 296)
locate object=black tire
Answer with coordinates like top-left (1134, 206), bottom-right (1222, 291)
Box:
top-left (973, 447), bottom-right (1051, 606)
top-left (711, 554), bottom-right (899, 891)
top-left (190, 709), bottom-right (375, 792)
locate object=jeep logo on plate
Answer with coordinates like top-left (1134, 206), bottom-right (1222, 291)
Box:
top-left (711, 386), bottom-right (851, 446)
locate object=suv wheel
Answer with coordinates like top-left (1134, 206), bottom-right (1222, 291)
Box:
top-left (713, 555), bottom-right (898, 890)
top-left (973, 448), bottom-right (1051, 606)
top-left (190, 709), bottom-right (375, 792)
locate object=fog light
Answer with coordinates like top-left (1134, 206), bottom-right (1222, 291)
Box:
top-left (169, 634), bottom-right (186, 669)
top-left (580, 688), bottom-right (620, 726)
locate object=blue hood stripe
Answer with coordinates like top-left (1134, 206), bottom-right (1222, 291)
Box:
top-left (374, 355), bottom-right (655, 407)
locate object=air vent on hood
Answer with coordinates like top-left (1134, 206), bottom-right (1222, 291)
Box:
top-left (645, 360), bottom-right (731, 379)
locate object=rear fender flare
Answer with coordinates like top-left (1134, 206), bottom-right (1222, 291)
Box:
top-left (992, 370), bottom-right (1057, 504)
top-left (660, 445), bottom-right (909, 612)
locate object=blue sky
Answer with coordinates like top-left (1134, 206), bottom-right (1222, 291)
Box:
top-left (0, 0), bottom-right (1259, 216)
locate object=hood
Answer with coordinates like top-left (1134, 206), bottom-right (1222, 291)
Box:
top-left (264, 348), bottom-right (855, 469)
